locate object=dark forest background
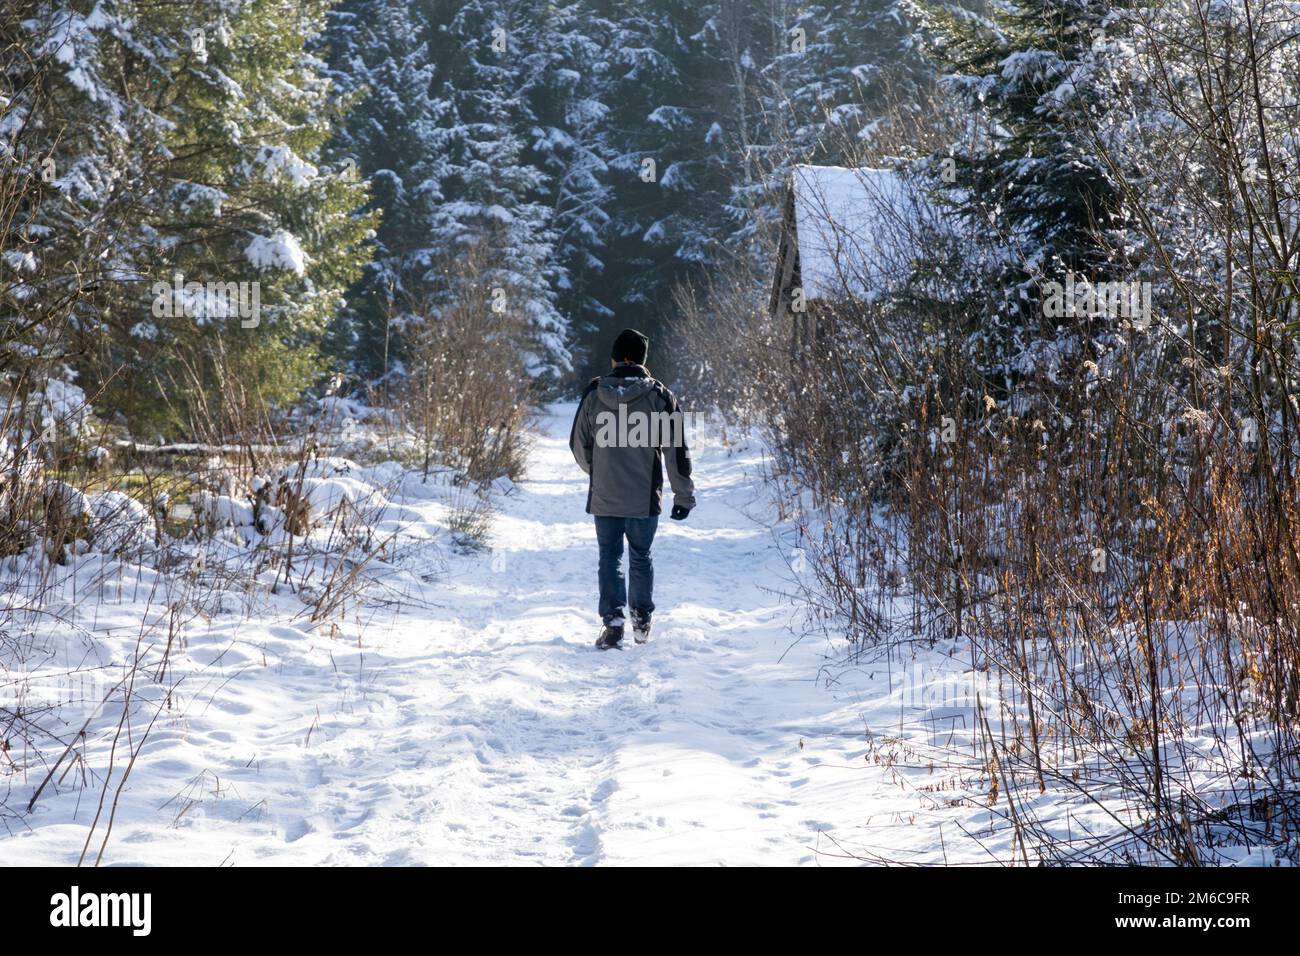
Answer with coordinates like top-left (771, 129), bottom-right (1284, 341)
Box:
top-left (321, 0), bottom-right (929, 385)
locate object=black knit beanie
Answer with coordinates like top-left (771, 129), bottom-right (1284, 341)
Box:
top-left (611, 328), bottom-right (649, 365)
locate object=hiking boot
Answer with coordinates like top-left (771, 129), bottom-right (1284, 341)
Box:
top-left (596, 618), bottom-right (625, 649)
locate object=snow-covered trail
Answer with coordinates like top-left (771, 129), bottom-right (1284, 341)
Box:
top-left (5, 405), bottom-right (898, 866)
top-left (283, 405), bottom-right (875, 866)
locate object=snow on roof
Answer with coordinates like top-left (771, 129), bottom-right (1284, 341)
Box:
top-left (791, 165), bottom-right (927, 302)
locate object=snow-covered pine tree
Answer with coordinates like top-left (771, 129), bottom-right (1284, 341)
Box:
top-left (915, 0), bottom-right (1121, 321)
top-left (515, 0), bottom-right (613, 359)
top-left (417, 0), bottom-right (571, 377)
top-left (6, 0), bottom-right (376, 432)
top-left (322, 0), bottom-right (448, 379)
top-left (588, 0), bottom-right (733, 368)
top-left (902, 0), bottom-right (1125, 410)
top-left (1, 2), bottom-right (123, 416)
top-left (785, 1), bottom-right (928, 146)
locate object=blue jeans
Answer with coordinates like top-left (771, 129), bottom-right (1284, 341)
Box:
top-left (594, 515), bottom-right (658, 624)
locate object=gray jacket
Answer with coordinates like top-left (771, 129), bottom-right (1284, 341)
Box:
top-left (569, 364), bottom-right (696, 518)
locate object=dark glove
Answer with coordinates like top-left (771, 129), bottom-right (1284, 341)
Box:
top-left (670, 505), bottom-right (690, 521)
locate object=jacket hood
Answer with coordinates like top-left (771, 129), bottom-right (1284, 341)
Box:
top-left (595, 364), bottom-right (656, 408)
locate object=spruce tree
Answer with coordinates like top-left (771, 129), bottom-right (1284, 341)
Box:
top-left (6, 0), bottom-right (376, 432)
top-left (515, 0), bottom-right (613, 353)
top-left (588, 0), bottom-right (732, 370)
top-left (917, 0), bottom-right (1121, 322)
top-left (414, 0), bottom-right (572, 375)
top-left (322, 0), bottom-right (448, 378)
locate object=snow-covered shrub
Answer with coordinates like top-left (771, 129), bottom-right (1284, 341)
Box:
top-left (678, 3), bottom-right (1300, 863)
top-left (40, 480), bottom-right (92, 562)
top-left (87, 492), bottom-right (156, 558)
top-left (194, 490), bottom-right (258, 535)
top-left (85, 445), bottom-right (112, 471)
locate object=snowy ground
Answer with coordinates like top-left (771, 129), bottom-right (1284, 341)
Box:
top-left (18, 404), bottom-right (1267, 866)
top-left (5, 403), bottom-right (969, 866)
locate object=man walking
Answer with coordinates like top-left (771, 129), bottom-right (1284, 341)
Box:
top-left (569, 329), bottom-right (696, 649)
